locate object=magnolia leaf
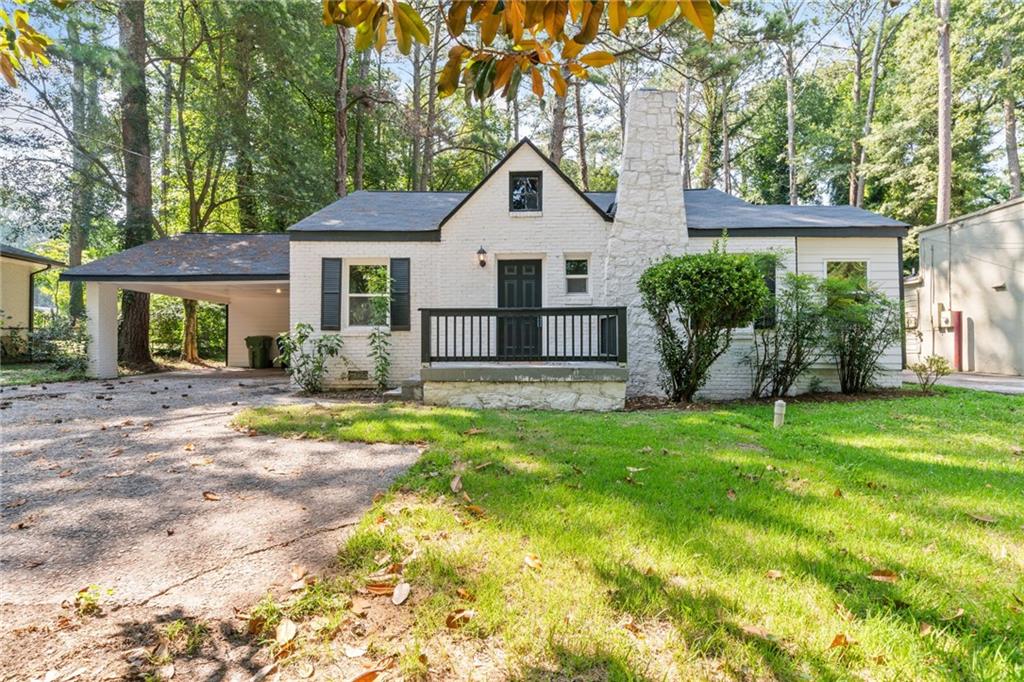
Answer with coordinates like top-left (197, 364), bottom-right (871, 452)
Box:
top-left (392, 582), bottom-right (411, 605)
top-left (450, 475), bottom-right (463, 493)
top-left (275, 618), bottom-right (297, 646)
top-left (445, 608), bottom-right (475, 628)
top-left (365, 582), bottom-right (395, 596)
top-left (608, 0), bottom-right (627, 34)
top-left (580, 51), bottom-right (615, 67)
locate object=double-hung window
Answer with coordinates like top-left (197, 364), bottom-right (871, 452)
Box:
top-left (565, 258), bottom-right (589, 294)
top-left (348, 263), bottom-right (388, 326)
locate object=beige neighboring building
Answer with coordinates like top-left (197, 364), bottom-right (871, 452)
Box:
top-left (1, 243), bottom-right (64, 330)
top-left (905, 197), bottom-right (1024, 376)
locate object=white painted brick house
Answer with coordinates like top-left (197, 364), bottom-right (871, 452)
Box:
top-left (64, 90), bottom-right (909, 409)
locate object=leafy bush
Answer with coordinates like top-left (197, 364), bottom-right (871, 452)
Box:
top-left (366, 266), bottom-right (392, 393)
top-left (21, 316), bottom-right (90, 373)
top-left (749, 272), bottom-right (827, 398)
top-left (638, 243), bottom-right (771, 402)
top-left (821, 277), bottom-right (902, 394)
top-left (909, 355), bottom-right (951, 393)
top-left (276, 323), bottom-right (345, 393)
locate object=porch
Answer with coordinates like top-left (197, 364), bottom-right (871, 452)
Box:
top-left (412, 306), bottom-right (629, 411)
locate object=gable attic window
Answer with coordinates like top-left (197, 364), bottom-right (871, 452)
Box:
top-left (509, 172), bottom-right (542, 212)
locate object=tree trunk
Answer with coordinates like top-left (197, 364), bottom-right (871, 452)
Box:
top-left (181, 299), bottom-right (201, 363)
top-left (849, 38), bottom-right (863, 205)
top-left (681, 78), bottom-right (691, 190)
top-left (410, 42), bottom-right (423, 190)
top-left (785, 49), bottom-right (798, 205)
top-left (721, 83), bottom-right (731, 195)
top-left (334, 26), bottom-right (349, 198)
top-left (354, 52), bottom-right (368, 190)
top-left (421, 8), bottom-right (442, 189)
top-left (117, 0), bottom-right (154, 367)
top-left (574, 80), bottom-right (589, 191)
top-left (855, 0), bottom-right (891, 207)
top-left (935, 0), bottom-right (952, 223)
top-left (233, 6), bottom-right (258, 231)
top-left (549, 91), bottom-right (567, 164)
top-left (1004, 44), bottom-right (1022, 199)
top-left (513, 96), bottom-right (520, 140)
top-left (67, 22), bottom-right (88, 322)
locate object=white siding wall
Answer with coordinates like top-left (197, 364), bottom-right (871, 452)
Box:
top-left (289, 144), bottom-right (612, 387)
top-left (0, 258), bottom-right (37, 327)
top-left (227, 295), bottom-right (290, 367)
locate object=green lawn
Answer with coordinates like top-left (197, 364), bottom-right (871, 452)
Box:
top-left (236, 389), bottom-right (1024, 681)
top-left (0, 362), bottom-right (86, 386)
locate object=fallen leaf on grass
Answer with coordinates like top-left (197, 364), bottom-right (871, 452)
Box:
top-left (765, 569), bottom-right (784, 580)
top-left (474, 461), bottom-right (493, 470)
top-left (967, 513), bottom-right (997, 525)
top-left (463, 427), bottom-right (485, 436)
top-left (344, 643), bottom-right (367, 658)
top-left (296, 660), bottom-right (315, 678)
top-left (275, 618), bottom-right (297, 645)
top-left (872, 654), bottom-right (887, 665)
top-left (726, 489), bottom-right (737, 501)
top-left (465, 504), bottom-right (486, 518)
top-left (623, 620), bottom-right (645, 638)
top-left (346, 671), bottom-right (384, 682)
top-left (392, 582), bottom-right (411, 605)
top-left (365, 582), bottom-right (395, 596)
top-left (446, 609), bottom-right (475, 628)
top-left (740, 624), bottom-right (773, 640)
top-left (829, 633), bottom-right (854, 649)
top-left (626, 466), bottom-right (647, 473)
top-left (524, 554), bottom-right (542, 570)
top-left (450, 476), bottom-right (462, 493)
top-left (202, 491), bottom-right (221, 502)
top-left (835, 602), bottom-right (855, 622)
top-left (868, 569), bottom-right (899, 583)
top-left (833, 488), bottom-right (843, 498)
top-left (456, 587), bottom-right (475, 601)
top-left (940, 607), bottom-right (964, 621)
top-left (919, 622), bottom-right (933, 636)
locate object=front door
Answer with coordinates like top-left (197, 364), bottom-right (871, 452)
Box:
top-left (497, 259), bottom-right (542, 358)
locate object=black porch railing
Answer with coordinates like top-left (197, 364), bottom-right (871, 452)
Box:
top-left (420, 306), bottom-right (627, 364)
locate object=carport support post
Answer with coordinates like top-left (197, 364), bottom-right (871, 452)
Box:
top-left (86, 281), bottom-right (119, 378)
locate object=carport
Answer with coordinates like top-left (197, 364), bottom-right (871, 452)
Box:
top-left (60, 233), bottom-right (289, 378)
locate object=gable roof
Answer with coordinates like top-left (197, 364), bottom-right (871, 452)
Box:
top-left (1, 243), bottom-right (65, 267)
top-left (60, 233), bottom-right (289, 282)
top-left (436, 138), bottom-right (613, 227)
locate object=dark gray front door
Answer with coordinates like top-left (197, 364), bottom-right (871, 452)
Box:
top-left (498, 259), bottom-right (541, 358)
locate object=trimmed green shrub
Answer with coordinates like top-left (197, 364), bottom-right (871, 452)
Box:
top-left (821, 277), bottom-right (902, 394)
top-left (638, 243), bottom-right (771, 402)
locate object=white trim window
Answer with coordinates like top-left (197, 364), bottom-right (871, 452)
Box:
top-left (565, 257), bottom-right (589, 294)
top-left (347, 261), bottom-right (388, 327)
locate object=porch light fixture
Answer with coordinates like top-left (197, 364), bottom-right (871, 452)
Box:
top-left (275, 288), bottom-right (282, 294)
top-left (477, 246), bottom-right (487, 268)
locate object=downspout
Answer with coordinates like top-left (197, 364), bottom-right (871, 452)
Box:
top-left (28, 263), bottom-right (53, 333)
top-left (898, 237), bottom-right (905, 369)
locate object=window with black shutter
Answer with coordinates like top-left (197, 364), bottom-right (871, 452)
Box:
top-left (754, 261), bottom-right (776, 330)
top-left (390, 258), bottom-right (410, 331)
top-left (321, 258), bottom-right (342, 330)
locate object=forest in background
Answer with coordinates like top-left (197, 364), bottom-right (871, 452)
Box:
top-left (1, 0), bottom-right (1021, 363)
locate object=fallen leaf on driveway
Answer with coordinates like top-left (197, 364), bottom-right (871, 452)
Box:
top-left (290, 563), bottom-right (308, 581)
top-left (392, 582), bottom-right (411, 605)
top-left (103, 470), bottom-right (134, 478)
top-left (868, 569), bottom-right (899, 583)
top-left (58, 469), bottom-right (76, 478)
top-left (765, 569), bottom-right (784, 580)
top-left (202, 491), bottom-right (221, 502)
top-left (275, 618), bottom-right (297, 645)
top-left (3, 498), bottom-right (27, 509)
top-left (446, 609), bottom-right (474, 628)
top-left (450, 476), bottom-right (462, 493)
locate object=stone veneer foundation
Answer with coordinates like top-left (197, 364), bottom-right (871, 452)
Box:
top-left (419, 365), bottom-right (627, 411)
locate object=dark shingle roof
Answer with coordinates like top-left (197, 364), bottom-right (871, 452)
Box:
top-left (683, 189), bottom-right (908, 230)
top-left (288, 191), bottom-right (466, 233)
top-left (60, 233), bottom-right (289, 281)
top-left (1, 243), bottom-right (65, 267)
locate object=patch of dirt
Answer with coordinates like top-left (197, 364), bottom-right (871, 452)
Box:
top-left (626, 388), bottom-right (926, 411)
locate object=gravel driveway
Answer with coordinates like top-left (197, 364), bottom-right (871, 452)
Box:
top-left (0, 370), bottom-right (420, 681)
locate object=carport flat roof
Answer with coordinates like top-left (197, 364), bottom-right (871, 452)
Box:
top-left (60, 233), bottom-right (289, 282)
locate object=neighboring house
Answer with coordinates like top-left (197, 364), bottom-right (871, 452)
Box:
top-left (1, 243), bottom-right (64, 348)
top-left (905, 197), bottom-right (1024, 376)
top-left (62, 90), bottom-right (908, 409)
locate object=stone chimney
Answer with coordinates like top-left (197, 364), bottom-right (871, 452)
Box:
top-left (604, 89), bottom-right (687, 396)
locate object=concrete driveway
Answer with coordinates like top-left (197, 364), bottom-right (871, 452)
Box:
top-left (0, 370), bottom-right (420, 681)
top-left (902, 370), bottom-right (1024, 395)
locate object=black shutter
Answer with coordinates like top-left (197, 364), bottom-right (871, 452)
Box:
top-left (321, 258), bottom-right (342, 330)
top-left (390, 258), bottom-right (411, 331)
top-left (754, 264), bottom-right (777, 330)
